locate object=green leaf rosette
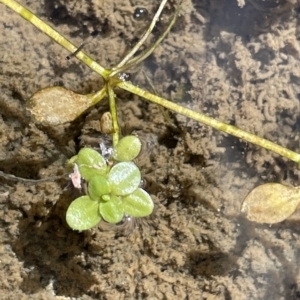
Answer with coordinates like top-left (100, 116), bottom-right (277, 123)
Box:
top-left (66, 137), bottom-right (154, 231)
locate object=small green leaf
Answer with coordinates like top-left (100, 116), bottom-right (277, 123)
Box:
top-left (102, 195), bottom-right (111, 201)
top-left (108, 162), bottom-right (141, 195)
top-left (113, 135), bottom-right (142, 162)
top-left (88, 176), bottom-right (111, 200)
top-left (100, 195), bottom-right (124, 223)
top-left (123, 188), bottom-right (154, 217)
top-left (77, 148), bottom-right (107, 181)
top-left (66, 196), bottom-right (101, 230)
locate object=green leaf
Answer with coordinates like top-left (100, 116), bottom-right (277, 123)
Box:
top-left (108, 162), bottom-right (141, 196)
top-left (123, 188), bottom-right (154, 217)
top-left (66, 196), bottom-right (101, 230)
top-left (113, 135), bottom-right (142, 162)
top-left (77, 148), bottom-right (107, 181)
top-left (88, 175), bottom-right (111, 200)
top-left (100, 195), bottom-right (124, 223)
top-left (102, 195), bottom-right (111, 201)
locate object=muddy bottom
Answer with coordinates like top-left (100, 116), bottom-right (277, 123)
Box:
top-left (1, 0), bottom-right (300, 299)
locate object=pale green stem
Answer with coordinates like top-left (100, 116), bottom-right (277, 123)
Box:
top-left (143, 71), bottom-right (176, 129)
top-left (90, 86), bottom-right (107, 104)
top-left (118, 81), bottom-right (300, 165)
top-left (107, 83), bottom-right (119, 147)
top-left (110, 4), bottom-right (180, 77)
top-left (0, 0), bottom-right (110, 79)
top-left (113, 0), bottom-right (168, 71)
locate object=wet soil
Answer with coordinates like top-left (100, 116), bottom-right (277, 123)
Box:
top-left (1, 0), bottom-right (300, 299)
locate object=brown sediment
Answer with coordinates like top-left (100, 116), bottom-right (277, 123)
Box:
top-left (1, 0), bottom-right (300, 299)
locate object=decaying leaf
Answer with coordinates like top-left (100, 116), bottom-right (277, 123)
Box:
top-left (27, 86), bottom-right (94, 125)
top-left (99, 112), bottom-right (113, 134)
top-left (241, 183), bottom-right (300, 224)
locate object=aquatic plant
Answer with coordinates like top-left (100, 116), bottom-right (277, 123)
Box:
top-left (2, 0), bottom-right (300, 226)
top-left (66, 135), bottom-right (153, 230)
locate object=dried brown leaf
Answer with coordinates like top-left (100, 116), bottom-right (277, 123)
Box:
top-left (27, 87), bottom-right (94, 125)
top-left (241, 183), bottom-right (300, 224)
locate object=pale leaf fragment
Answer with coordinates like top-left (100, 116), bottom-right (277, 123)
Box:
top-left (241, 183), bottom-right (300, 224)
top-left (27, 86), bottom-right (94, 125)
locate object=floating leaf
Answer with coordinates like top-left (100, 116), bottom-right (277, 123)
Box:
top-left (77, 148), bottom-right (107, 181)
top-left (123, 188), bottom-right (154, 217)
top-left (100, 195), bottom-right (124, 223)
top-left (241, 183), bottom-right (300, 224)
top-left (88, 175), bottom-right (111, 200)
top-left (66, 196), bottom-right (101, 230)
top-left (108, 162), bottom-right (141, 196)
top-left (27, 86), bottom-right (95, 125)
top-left (113, 135), bottom-right (142, 162)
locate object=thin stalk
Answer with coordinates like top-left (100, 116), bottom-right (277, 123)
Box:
top-left (0, 170), bottom-right (67, 184)
top-left (90, 86), bottom-right (107, 104)
top-left (143, 71), bottom-right (177, 129)
top-left (110, 4), bottom-right (180, 77)
top-left (118, 81), bottom-right (300, 165)
top-left (113, 0), bottom-right (168, 71)
top-left (107, 83), bottom-right (119, 147)
top-left (0, 0), bottom-right (110, 78)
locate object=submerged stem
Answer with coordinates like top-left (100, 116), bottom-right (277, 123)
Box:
top-left (0, 0), bottom-right (109, 78)
top-left (118, 81), bottom-right (300, 165)
top-left (114, 0), bottom-right (169, 70)
top-left (110, 4), bottom-right (180, 77)
top-left (0, 170), bottom-right (68, 184)
top-left (107, 83), bottom-right (120, 147)
top-left (114, 6), bottom-right (180, 76)
top-left (90, 87), bottom-right (107, 104)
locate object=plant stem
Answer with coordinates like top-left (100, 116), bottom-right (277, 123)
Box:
top-left (110, 4), bottom-right (180, 77)
top-left (90, 87), bottom-right (107, 104)
top-left (107, 83), bottom-right (119, 147)
top-left (3, 0), bottom-right (300, 165)
top-left (0, 0), bottom-right (110, 78)
top-left (0, 170), bottom-right (68, 184)
top-left (118, 81), bottom-right (300, 165)
top-left (113, 0), bottom-right (169, 71)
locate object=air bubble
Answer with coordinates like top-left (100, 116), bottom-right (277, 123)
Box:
top-left (133, 7), bottom-right (148, 21)
top-left (118, 72), bottom-right (131, 82)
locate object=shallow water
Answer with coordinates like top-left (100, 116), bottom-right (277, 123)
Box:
top-left (1, 0), bottom-right (300, 299)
